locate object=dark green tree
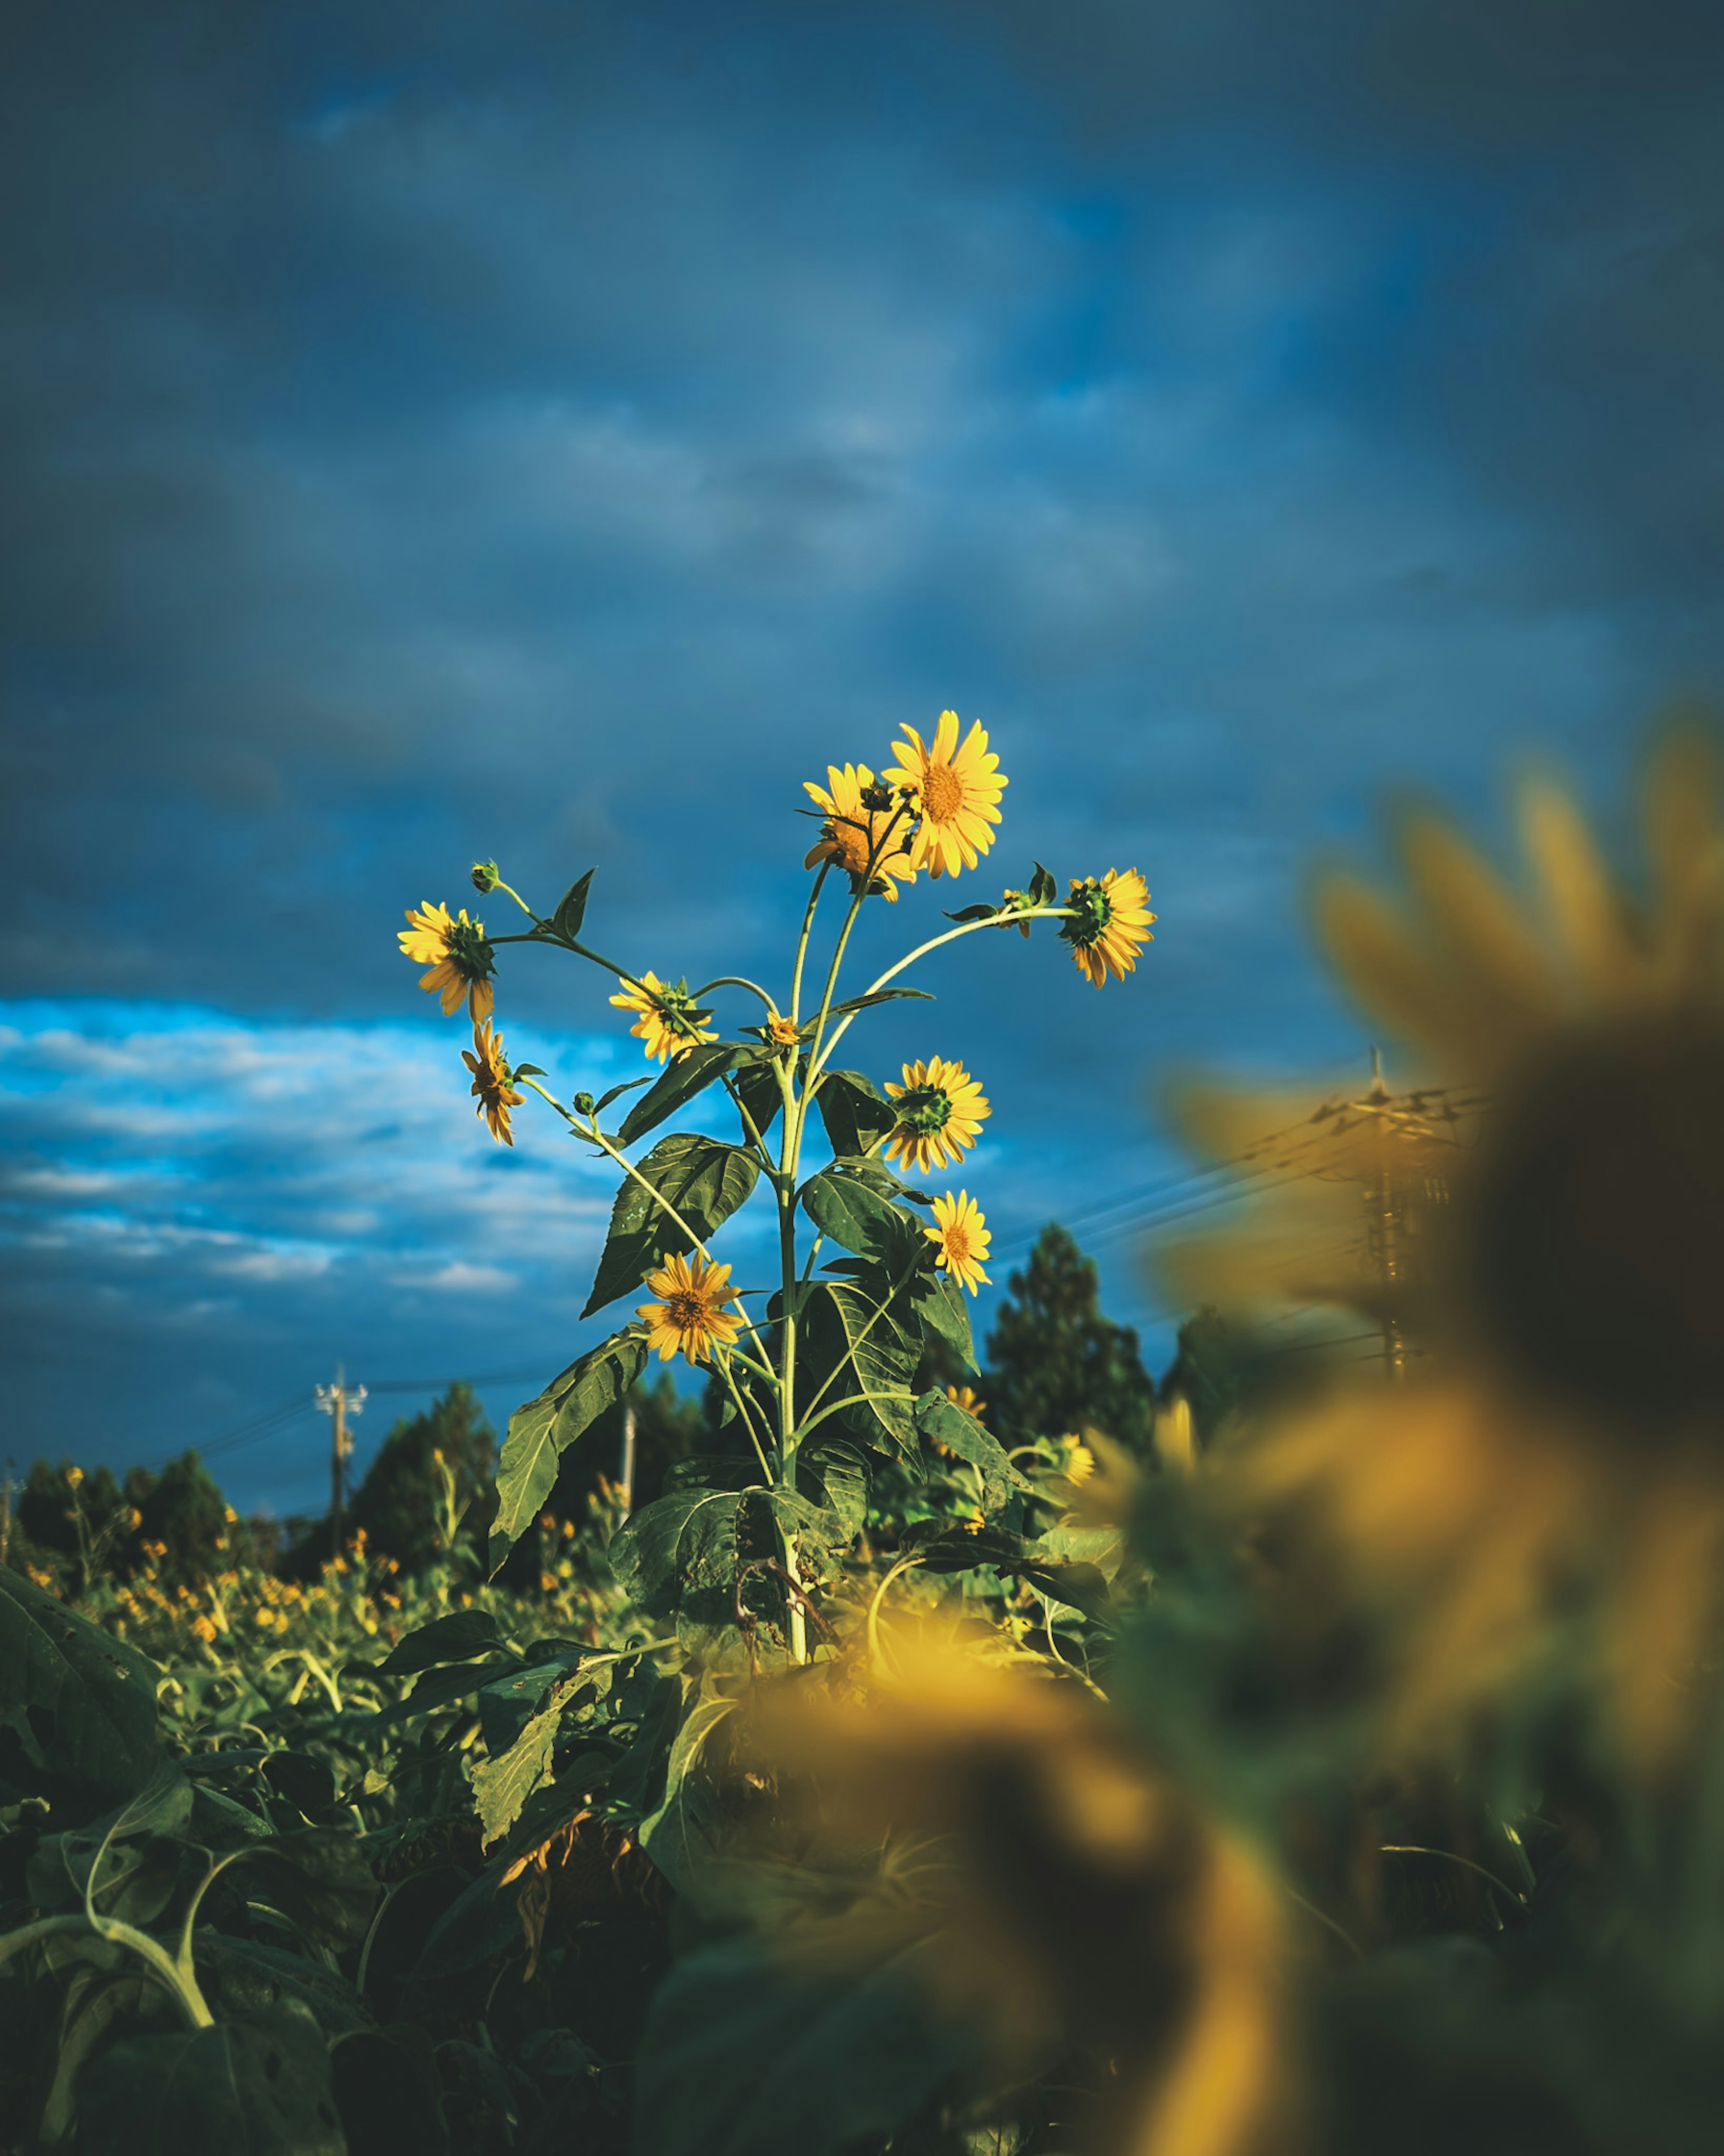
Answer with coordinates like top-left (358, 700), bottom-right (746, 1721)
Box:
top-left (124, 1452), bottom-right (242, 1579)
top-left (982, 1223), bottom-right (1155, 1450)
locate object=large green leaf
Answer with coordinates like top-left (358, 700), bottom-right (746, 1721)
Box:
top-left (542, 868), bottom-right (595, 944)
top-left (77, 2002), bottom-right (343, 2156)
top-left (796, 1279), bottom-right (921, 1459)
top-left (909, 1264), bottom-right (977, 1371)
top-left (582, 1133), bottom-right (759, 1316)
top-left (732, 1048), bottom-right (785, 1144)
top-left (370, 1607), bottom-right (500, 1676)
top-left (489, 1328), bottom-right (650, 1570)
top-left (636, 1679), bottom-right (739, 1896)
top-left (812, 1069), bottom-right (897, 1159)
top-left (0, 1564), bottom-right (160, 1810)
top-left (617, 1043), bottom-right (742, 1145)
top-left (800, 1170), bottom-right (921, 1267)
top-left (607, 1476), bottom-right (759, 1618)
top-left (913, 1526), bottom-right (1114, 1623)
top-left (914, 1387), bottom-right (1032, 1515)
top-left (633, 1936), bottom-right (976, 2156)
top-left (470, 1684), bottom-right (568, 1847)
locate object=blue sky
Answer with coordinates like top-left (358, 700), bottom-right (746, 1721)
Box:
top-left (5, 0), bottom-right (1723, 1512)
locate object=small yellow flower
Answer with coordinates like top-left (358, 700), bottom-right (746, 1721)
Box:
top-left (944, 1382), bottom-right (988, 1420)
top-left (66, 1464), bottom-right (84, 1490)
top-left (767, 1014), bottom-right (802, 1049)
top-left (254, 1605), bottom-right (276, 1629)
top-left (399, 900), bottom-right (497, 1022)
top-left (926, 1190), bottom-right (992, 1296)
top-left (883, 1057), bottom-right (990, 1175)
top-left (1060, 868), bottom-right (1156, 988)
top-left (802, 763), bottom-right (917, 900)
top-left (191, 1615), bottom-right (217, 1645)
top-left (462, 1020), bottom-right (525, 1145)
top-left (1063, 1439), bottom-right (1096, 1486)
top-left (882, 710), bottom-right (1007, 879)
top-left (638, 1249), bottom-right (744, 1365)
top-left (609, 971), bottom-right (717, 1065)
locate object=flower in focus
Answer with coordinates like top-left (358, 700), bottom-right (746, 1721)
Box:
top-left (803, 763), bottom-right (917, 900)
top-left (462, 1020), bottom-right (525, 1146)
top-left (927, 1190), bottom-right (992, 1296)
top-left (610, 971), bottom-right (717, 1064)
top-left (1178, 733), bottom-right (1724, 1770)
top-left (399, 900), bottom-right (497, 1022)
top-left (884, 710), bottom-right (1007, 878)
top-left (767, 1014), bottom-right (803, 1049)
top-left (638, 1250), bottom-right (744, 1365)
top-left (1060, 869), bottom-right (1157, 988)
top-left (749, 1641), bottom-right (1292, 2156)
top-left (883, 1056), bottom-right (990, 1175)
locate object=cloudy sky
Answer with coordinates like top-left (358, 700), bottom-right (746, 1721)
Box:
top-left (5, 0), bottom-right (1722, 1512)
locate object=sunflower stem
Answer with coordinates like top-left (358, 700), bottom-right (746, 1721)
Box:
top-left (689, 974), bottom-right (778, 1008)
top-left (789, 862), bottom-right (831, 1028)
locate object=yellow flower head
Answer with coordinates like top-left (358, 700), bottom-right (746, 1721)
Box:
top-left (926, 1190), bottom-right (992, 1296)
top-left (883, 710), bottom-right (1007, 879)
top-left (609, 971), bottom-right (717, 1065)
top-left (1061, 869), bottom-right (1157, 988)
top-left (1062, 1437), bottom-right (1097, 1486)
top-left (462, 1020), bottom-right (526, 1146)
top-left (766, 1014), bottom-right (802, 1050)
top-left (803, 763), bottom-right (917, 900)
top-left (944, 1382), bottom-right (988, 1420)
top-left (399, 901), bottom-right (497, 1022)
top-left (1180, 732), bottom-right (1724, 1772)
top-left (638, 1249), bottom-right (744, 1365)
top-left (883, 1056), bottom-right (990, 1175)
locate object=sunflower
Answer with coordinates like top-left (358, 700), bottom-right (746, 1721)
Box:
top-left (883, 710), bottom-right (1007, 879)
top-left (927, 1190), bottom-right (992, 1295)
top-left (462, 1020), bottom-right (525, 1145)
top-left (766, 1013), bottom-right (803, 1049)
top-left (1061, 869), bottom-right (1157, 988)
top-left (399, 901), bottom-right (496, 1022)
top-left (1175, 733), bottom-right (1724, 1771)
top-left (637, 1250), bottom-right (743, 1365)
top-left (609, 971), bottom-right (717, 1064)
top-left (748, 1641), bottom-right (1293, 2156)
top-left (944, 1382), bottom-right (988, 1420)
top-left (803, 763), bottom-right (917, 900)
top-left (882, 1056), bottom-right (990, 1175)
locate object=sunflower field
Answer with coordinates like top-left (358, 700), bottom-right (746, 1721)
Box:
top-left (6, 719), bottom-right (1724, 2156)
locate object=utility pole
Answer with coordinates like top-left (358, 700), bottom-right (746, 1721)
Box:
top-left (315, 1367), bottom-right (366, 1560)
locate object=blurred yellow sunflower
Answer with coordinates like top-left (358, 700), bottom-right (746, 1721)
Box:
top-left (944, 1382), bottom-right (988, 1420)
top-left (1175, 733), bottom-right (1724, 1770)
top-left (803, 762), bottom-right (917, 900)
top-left (1061, 869), bottom-right (1157, 987)
top-left (884, 710), bottom-right (1007, 878)
top-left (610, 971), bottom-right (717, 1064)
top-left (926, 1189), bottom-right (991, 1295)
top-left (882, 1056), bottom-right (990, 1175)
top-left (749, 1640), bottom-right (1293, 2156)
top-left (638, 1250), bottom-right (743, 1365)
top-left (462, 1020), bottom-right (524, 1146)
top-left (399, 900), bottom-right (496, 1022)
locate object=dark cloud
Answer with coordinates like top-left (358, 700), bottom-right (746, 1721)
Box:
top-left (2, 0), bottom-right (1719, 1475)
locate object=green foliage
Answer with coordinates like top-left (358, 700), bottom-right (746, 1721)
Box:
top-left (346, 1384), bottom-right (495, 1578)
top-left (984, 1221), bottom-right (1156, 1449)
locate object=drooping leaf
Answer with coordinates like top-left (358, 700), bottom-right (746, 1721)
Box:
top-left (618, 1043), bottom-right (743, 1146)
top-left (594, 1072), bottom-right (656, 1113)
top-left (371, 1607), bottom-right (501, 1677)
top-left (607, 1474), bottom-right (759, 1618)
top-left (475, 1650), bottom-right (583, 1755)
top-left (914, 1386), bottom-right (1033, 1514)
top-left (800, 1171), bottom-right (921, 1268)
top-left (909, 1263), bottom-right (978, 1371)
top-left (812, 1069), bottom-right (897, 1160)
top-left (633, 1936), bottom-right (976, 2156)
top-left (941, 902), bottom-right (1000, 922)
top-left (582, 1134), bottom-right (759, 1317)
top-left (26, 1769), bottom-right (194, 1923)
top-left (0, 1564), bottom-right (161, 1810)
top-left (76, 2004), bottom-right (344, 2156)
top-left (490, 1328), bottom-right (650, 1570)
top-left (471, 1684), bottom-right (570, 1847)
top-left (637, 1681), bottom-right (739, 1896)
top-left (374, 1653), bottom-right (522, 1726)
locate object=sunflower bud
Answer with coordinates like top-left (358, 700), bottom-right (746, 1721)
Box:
top-left (471, 860), bottom-right (501, 893)
top-left (572, 1091), bottom-right (596, 1116)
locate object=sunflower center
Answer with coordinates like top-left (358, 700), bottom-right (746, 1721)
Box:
top-left (664, 1291), bottom-right (710, 1332)
top-left (945, 1222), bottom-right (972, 1263)
top-left (1461, 1013), bottom-right (1724, 1436)
top-left (897, 1085), bottom-right (953, 1134)
top-left (1062, 882), bottom-right (1113, 949)
top-left (922, 763), bottom-right (964, 822)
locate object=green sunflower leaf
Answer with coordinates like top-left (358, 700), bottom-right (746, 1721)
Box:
top-left (594, 1072), bottom-right (657, 1112)
top-left (799, 1171), bottom-right (922, 1269)
top-left (909, 1264), bottom-right (978, 1371)
top-left (548, 868), bottom-right (596, 944)
top-left (941, 904), bottom-right (999, 922)
top-left (795, 1279), bottom-right (921, 1460)
top-left (583, 1133), bottom-right (759, 1315)
top-left (813, 1069), bottom-right (897, 1159)
top-left (823, 987), bottom-right (936, 1018)
top-left (619, 1043), bottom-right (743, 1145)
top-left (731, 1047), bottom-right (785, 1144)
top-left (489, 1328), bottom-right (651, 1572)
top-left (1029, 860), bottom-right (1059, 907)
top-left (913, 1386), bottom-right (1033, 1515)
